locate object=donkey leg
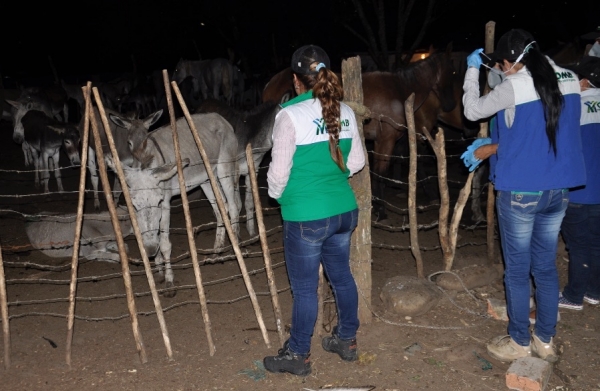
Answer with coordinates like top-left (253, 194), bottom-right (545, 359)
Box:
top-left (22, 142), bottom-right (32, 166)
top-left (158, 194), bottom-right (176, 297)
top-left (244, 173), bottom-right (257, 237)
top-left (221, 170), bottom-right (240, 240)
top-left (30, 148), bottom-right (41, 190)
top-left (201, 182), bottom-right (227, 250)
top-left (40, 151), bottom-right (52, 193)
top-left (112, 176), bottom-right (123, 205)
top-left (87, 148), bottom-right (100, 210)
top-left (51, 150), bottom-right (64, 193)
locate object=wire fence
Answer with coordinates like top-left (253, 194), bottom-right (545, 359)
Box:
top-left (0, 129), bottom-right (494, 365)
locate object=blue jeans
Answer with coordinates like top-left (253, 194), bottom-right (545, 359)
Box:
top-left (496, 189), bottom-right (568, 345)
top-left (560, 203), bottom-right (600, 304)
top-left (283, 209), bottom-right (359, 355)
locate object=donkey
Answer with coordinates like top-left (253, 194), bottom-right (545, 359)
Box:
top-left (195, 98), bottom-right (280, 237)
top-left (13, 85), bottom-right (69, 123)
top-left (20, 110), bottom-right (81, 193)
top-left (79, 106), bottom-right (163, 210)
top-left (25, 206), bottom-right (133, 262)
top-left (106, 112), bottom-right (239, 296)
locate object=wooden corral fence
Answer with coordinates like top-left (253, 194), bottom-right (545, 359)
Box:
top-left (0, 50), bottom-right (495, 368)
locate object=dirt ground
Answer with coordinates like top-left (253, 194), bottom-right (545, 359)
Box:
top-left (0, 118), bottom-right (598, 391)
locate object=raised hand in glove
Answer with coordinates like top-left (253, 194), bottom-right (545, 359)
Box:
top-left (467, 48), bottom-right (484, 69)
top-left (461, 137), bottom-right (492, 172)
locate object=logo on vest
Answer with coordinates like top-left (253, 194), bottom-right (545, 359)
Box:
top-left (555, 70), bottom-right (576, 82)
top-left (313, 117), bottom-right (351, 134)
top-left (584, 100), bottom-right (600, 113)
top-left (313, 118), bottom-right (327, 135)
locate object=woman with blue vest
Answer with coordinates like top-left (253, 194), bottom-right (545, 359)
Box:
top-left (263, 45), bottom-right (366, 376)
top-left (461, 29), bottom-right (585, 363)
top-left (558, 56), bottom-right (600, 311)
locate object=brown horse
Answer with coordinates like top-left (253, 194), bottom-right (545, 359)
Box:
top-left (262, 47), bottom-right (458, 220)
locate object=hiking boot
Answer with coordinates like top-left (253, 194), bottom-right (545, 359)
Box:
top-left (322, 326), bottom-right (358, 362)
top-left (584, 295), bottom-right (600, 305)
top-left (558, 292), bottom-right (583, 310)
top-left (263, 340), bottom-right (311, 376)
top-left (531, 334), bottom-right (558, 363)
top-left (486, 335), bottom-right (531, 362)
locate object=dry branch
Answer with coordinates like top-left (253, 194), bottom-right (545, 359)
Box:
top-left (170, 81), bottom-right (271, 349)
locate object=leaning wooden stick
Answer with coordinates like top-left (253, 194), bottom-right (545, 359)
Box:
top-left (0, 241), bottom-right (10, 369)
top-left (171, 81), bottom-right (271, 349)
top-left (245, 142), bottom-right (285, 346)
top-left (163, 70), bottom-right (216, 356)
top-left (93, 87), bottom-right (175, 361)
top-left (405, 93), bottom-right (424, 278)
top-left (65, 82), bottom-right (92, 368)
top-left (89, 88), bottom-right (149, 364)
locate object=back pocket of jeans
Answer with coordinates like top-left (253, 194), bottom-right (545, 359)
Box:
top-left (510, 191), bottom-right (541, 214)
top-left (300, 219), bottom-right (329, 242)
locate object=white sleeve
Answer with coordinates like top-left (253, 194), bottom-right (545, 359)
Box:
top-left (346, 115), bottom-right (366, 176)
top-left (462, 67), bottom-right (516, 122)
top-left (267, 111), bottom-right (296, 199)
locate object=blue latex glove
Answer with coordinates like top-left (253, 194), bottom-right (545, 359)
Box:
top-left (467, 48), bottom-right (484, 69)
top-left (461, 137), bottom-right (492, 172)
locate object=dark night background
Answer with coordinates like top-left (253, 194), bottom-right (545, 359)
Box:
top-left (0, 0), bottom-right (597, 85)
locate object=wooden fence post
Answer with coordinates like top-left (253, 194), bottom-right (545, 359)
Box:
top-left (342, 56), bottom-right (372, 325)
top-left (0, 242), bottom-right (10, 369)
top-left (484, 21), bottom-right (497, 264)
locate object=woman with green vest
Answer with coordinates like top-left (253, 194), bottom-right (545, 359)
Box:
top-left (263, 45), bottom-right (366, 376)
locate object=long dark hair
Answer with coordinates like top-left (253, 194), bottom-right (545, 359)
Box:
top-left (520, 44), bottom-right (564, 155)
top-left (295, 66), bottom-right (346, 171)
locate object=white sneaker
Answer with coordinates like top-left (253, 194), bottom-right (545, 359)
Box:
top-left (531, 334), bottom-right (558, 363)
top-left (584, 295), bottom-right (599, 305)
top-left (487, 335), bottom-right (531, 362)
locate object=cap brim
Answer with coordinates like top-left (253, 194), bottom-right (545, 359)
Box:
top-left (483, 51), bottom-right (501, 66)
top-left (581, 31), bottom-right (600, 40)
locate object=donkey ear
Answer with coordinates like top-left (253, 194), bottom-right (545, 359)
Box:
top-left (109, 113), bottom-right (131, 129)
top-left (144, 109), bottom-right (163, 128)
top-left (6, 99), bottom-right (20, 109)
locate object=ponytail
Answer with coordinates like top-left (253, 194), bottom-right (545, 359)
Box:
top-left (521, 47), bottom-right (564, 155)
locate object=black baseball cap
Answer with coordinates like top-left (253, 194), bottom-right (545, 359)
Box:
top-left (567, 56), bottom-right (600, 84)
top-left (581, 26), bottom-right (600, 41)
top-left (486, 29), bottom-right (537, 63)
top-left (291, 45), bottom-right (330, 75)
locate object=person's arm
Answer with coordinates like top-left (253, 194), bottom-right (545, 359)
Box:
top-left (463, 68), bottom-right (516, 121)
top-left (474, 143), bottom-right (498, 160)
top-left (267, 111), bottom-right (296, 199)
top-left (346, 115), bottom-right (366, 176)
